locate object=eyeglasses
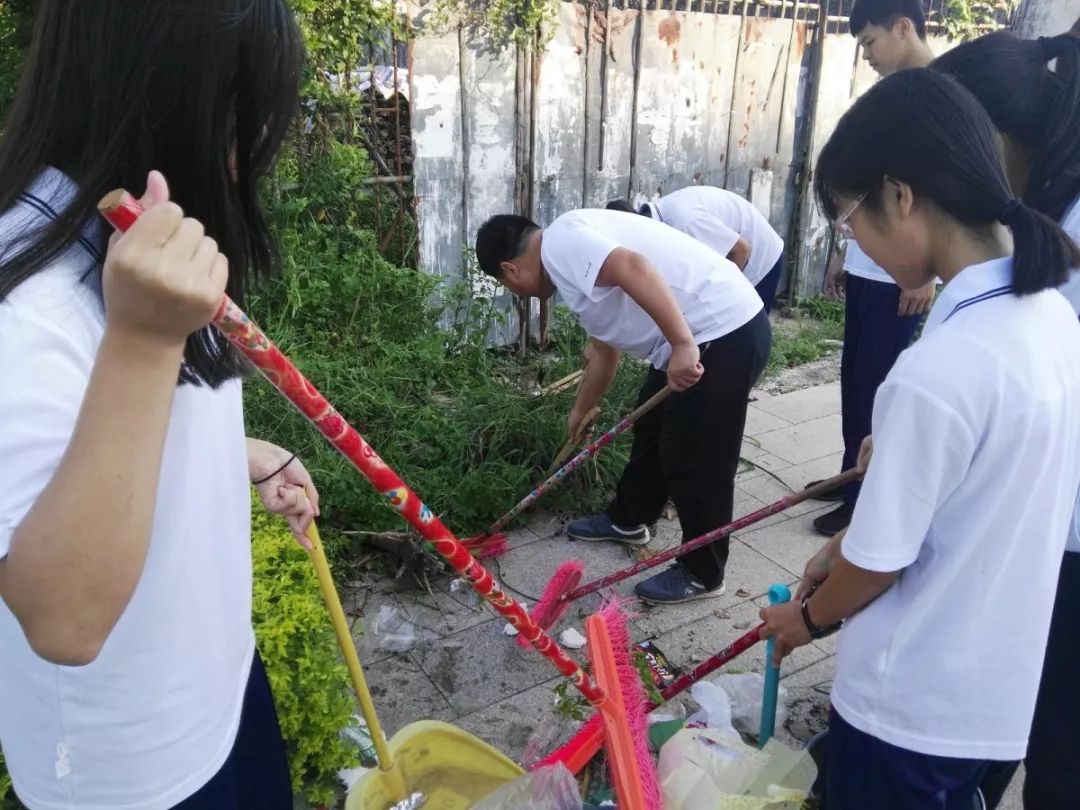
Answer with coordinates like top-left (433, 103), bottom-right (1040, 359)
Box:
top-left (834, 193), bottom-right (867, 239)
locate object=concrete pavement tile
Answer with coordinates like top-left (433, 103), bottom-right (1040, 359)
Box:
top-left (737, 510), bottom-right (834, 578)
top-left (643, 600), bottom-right (828, 679)
top-left (362, 655), bottom-right (455, 736)
top-left (413, 619), bottom-right (572, 716)
top-left (751, 382), bottom-right (841, 423)
top-left (745, 404), bottom-right (793, 436)
top-left (753, 413), bottom-right (844, 466)
top-left (453, 677), bottom-right (568, 763)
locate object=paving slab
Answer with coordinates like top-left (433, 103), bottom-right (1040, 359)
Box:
top-left (744, 404), bottom-right (793, 436)
top-left (453, 677), bottom-right (565, 763)
top-left (362, 654), bottom-right (455, 736)
top-left (412, 618), bottom-right (565, 716)
top-left (736, 510), bottom-right (835, 579)
top-left (751, 381), bottom-right (842, 423)
top-left (753, 413), bottom-right (845, 466)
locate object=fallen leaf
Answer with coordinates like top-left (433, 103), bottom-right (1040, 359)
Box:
top-left (736, 588), bottom-right (751, 598)
top-left (714, 609), bottom-right (731, 620)
top-left (734, 620), bottom-right (751, 630)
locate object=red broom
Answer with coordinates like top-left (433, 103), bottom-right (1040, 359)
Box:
top-left (462, 387), bottom-right (671, 557)
top-left (516, 559), bottom-right (585, 649)
top-left (588, 598), bottom-right (663, 810)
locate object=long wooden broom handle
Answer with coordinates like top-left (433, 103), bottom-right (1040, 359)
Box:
top-left (98, 190), bottom-right (607, 705)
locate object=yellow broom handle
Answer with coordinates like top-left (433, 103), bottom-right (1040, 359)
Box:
top-left (304, 521), bottom-right (406, 799)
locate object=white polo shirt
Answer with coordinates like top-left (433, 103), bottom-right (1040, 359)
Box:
top-left (647, 186), bottom-right (784, 288)
top-left (541, 208), bottom-right (762, 370)
top-left (843, 239), bottom-right (894, 285)
top-left (0, 170), bottom-right (255, 809)
top-left (832, 257), bottom-right (1080, 761)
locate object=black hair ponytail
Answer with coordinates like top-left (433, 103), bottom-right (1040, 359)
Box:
top-left (815, 68), bottom-right (1079, 296)
top-left (932, 31), bottom-right (1080, 223)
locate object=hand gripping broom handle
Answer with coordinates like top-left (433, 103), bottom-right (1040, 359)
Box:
top-left (561, 468), bottom-right (861, 604)
top-left (98, 190), bottom-right (606, 705)
top-left (484, 386), bottom-right (672, 536)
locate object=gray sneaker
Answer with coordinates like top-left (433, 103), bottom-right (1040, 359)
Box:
top-left (635, 564), bottom-right (727, 605)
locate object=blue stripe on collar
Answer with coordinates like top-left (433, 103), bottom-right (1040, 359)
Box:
top-left (942, 285), bottom-right (1012, 323)
top-left (17, 191), bottom-right (104, 264)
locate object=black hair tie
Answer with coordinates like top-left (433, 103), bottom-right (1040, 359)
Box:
top-left (1037, 35), bottom-right (1056, 62)
top-left (998, 198), bottom-right (1023, 224)
top-left (253, 453), bottom-right (297, 486)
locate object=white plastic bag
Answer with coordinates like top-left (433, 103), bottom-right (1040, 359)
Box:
top-left (708, 672), bottom-right (789, 737)
top-left (472, 764), bottom-right (583, 810)
top-left (687, 680), bottom-right (737, 735)
top-left (373, 605), bottom-right (437, 652)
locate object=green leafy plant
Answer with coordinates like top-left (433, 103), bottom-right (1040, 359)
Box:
top-left (251, 504), bottom-right (358, 807)
top-left (938, 0), bottom-right (1017, 41)
top-left (427, 0), bottom-right (561, 51)
top-left (0, 749), bottom-right (11, 805)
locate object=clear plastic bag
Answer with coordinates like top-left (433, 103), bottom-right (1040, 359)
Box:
top-left (706, 673), bottom-right (789, 737)
top-left (472, 764), bottom-right (584, 810)
top-left (373, 605), bottom-right (436, 652)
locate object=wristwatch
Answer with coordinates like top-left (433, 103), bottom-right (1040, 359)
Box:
top-left (800, 594), bottom-right (843, 640)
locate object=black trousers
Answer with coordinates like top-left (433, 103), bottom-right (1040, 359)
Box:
top-left (979, 552), bottom-right (1080, 809)
top-left (607, 309), bottom-right (771, 589)
top-left (172, 652), bottom-right (292, 810)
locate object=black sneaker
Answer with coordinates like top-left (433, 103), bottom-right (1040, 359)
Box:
top-left (634, 564), bottom-right (726, 605)
top-left (806, 479), bottom-right (846, 502)
top-left (812, 502), bottom-right (854, 536)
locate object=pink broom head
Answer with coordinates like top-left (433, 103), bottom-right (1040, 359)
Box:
top-left (596, 596), bottom-right (663, 810)
top-left (461, 531), bottom-right (509, 559)
top-left (516, 559), bottom-right (586, 649)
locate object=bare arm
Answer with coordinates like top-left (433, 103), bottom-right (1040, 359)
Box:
top-left (727, 237), bottom-right (752, 271)
top-left (0, 173), bottom-right (226, 666)
top-left (0, 334), bottom-right (185, 665)
top-left (570, 339), bottom-right (619, 428)
top-left (596, 247), bottom-right (702, 390)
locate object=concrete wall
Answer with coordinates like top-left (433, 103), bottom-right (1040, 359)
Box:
top-left (407, 2), bottom-right (987, 330)
top-left (1015, 0), bottom-right (1080, 36)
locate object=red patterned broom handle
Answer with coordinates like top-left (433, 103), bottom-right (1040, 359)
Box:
top-left (561, 468), bottom-right (861, 604)
top-left (485, 386), bottom-right (671, 536)
top-left (98, 190), bottom-right (605, 705)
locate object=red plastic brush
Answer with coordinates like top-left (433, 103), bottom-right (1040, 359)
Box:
top-left (586, 599), bottom-right (663, 810)
top-left (463, 387), bottom-right (671, 556)
top-left (516, 559), bottom-right (585, 649)
top-left (534, 622), bottom-right (766, 775)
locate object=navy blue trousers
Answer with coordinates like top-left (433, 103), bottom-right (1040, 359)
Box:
top-left (172, 653), bottom-right (292, 810)
top-left (826, 709), bottom-right (990, 810)
top-left (840, 275), bottom-right (924, 503)
top-left (755, 253), bottom-right (784, 314)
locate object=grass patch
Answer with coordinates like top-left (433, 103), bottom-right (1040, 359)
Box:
top-left (763, 297), bottom-right (845, 379)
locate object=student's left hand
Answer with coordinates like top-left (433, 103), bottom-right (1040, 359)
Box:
top-left (247, 438), bottom-right (320, 549)
top-left (759, 601), bottom-right (812, 666)
top-left (898, 281), bottom-right (935, 316)
top-left (668, 341), bottom-right (704, 391)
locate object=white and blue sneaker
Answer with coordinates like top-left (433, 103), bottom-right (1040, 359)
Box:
top-left (566, 513), bottom-right (650, 546)
top-left (635, 564), bottom-right (726, 605)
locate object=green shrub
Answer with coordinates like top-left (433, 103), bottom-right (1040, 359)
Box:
top-left (246, 140), bottom-right (642, 539)
top-left (251, 504), bottom-right (357, 807)
top-left (0, 749), bottom-right (11, 806)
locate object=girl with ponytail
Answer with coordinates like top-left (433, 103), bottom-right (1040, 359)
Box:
top-left (934, 29), bottom-right (1080, 808)
top-left (760, 68), bottom-right (1080, 809)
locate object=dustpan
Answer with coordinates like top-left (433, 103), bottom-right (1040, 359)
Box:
top-left (303, 518), bottom-right (523, 810)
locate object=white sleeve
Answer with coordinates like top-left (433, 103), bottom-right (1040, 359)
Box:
top-left (682, 216), bottom-right (741, 259)
top-left (0, 302), bottom-right (95, 557)
top-left (542, 218), bottom-right (620, 298)
top-left (842, 378), bottom-right (975, 571)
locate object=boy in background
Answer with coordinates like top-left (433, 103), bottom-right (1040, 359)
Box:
top-left (809, 0), bottom-right (937, 535)
top-left (607, 186), bottom-right (786, 312)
